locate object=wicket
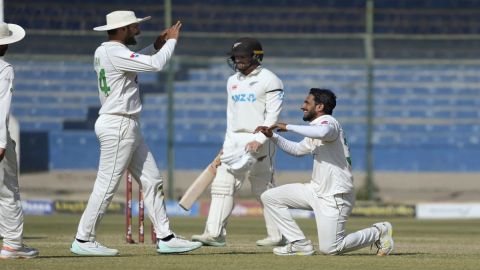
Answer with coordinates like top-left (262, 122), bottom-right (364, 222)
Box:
top-left (126, 172), bottom-right (156, 244)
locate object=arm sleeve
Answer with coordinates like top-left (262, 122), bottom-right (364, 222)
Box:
top-left (270, 133), bottom-right (312, 157)
top-left (254, 77), bottom-right (284, 144)
top-left (286, 122), bottom-right (338, 142)
top-left (110, 39), bottom-right (177, 72)
top-left (0, 66), bottom-right (13, 149)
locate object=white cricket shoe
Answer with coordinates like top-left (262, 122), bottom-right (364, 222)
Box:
top-left (0, 245), bottom-right (39, 259)
top-left (256, 236), bottom-right (287, 247)
top-left (273, 240), bottom-right (315, 256)
top-left (373, 222), bottom-right (394, 256)
top-left (157, 235), bottom-right (202, 254)
top-left (191, 233), bottom-right (226, 247)
top-left (70, 239), bottom-right (119, 256)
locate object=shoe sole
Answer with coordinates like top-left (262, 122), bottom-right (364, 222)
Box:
top-left (0, 254), bottom-right (38, 259)
top-left (157, 243), bottom-right (202, 254)
top-left (70, 246), bottom-right (118, 256)
top-left (273, 250), bottom-right (315, 256)
top-left (70, 250), bottom-right (118, 256)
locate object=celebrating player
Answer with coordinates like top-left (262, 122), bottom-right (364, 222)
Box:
top-left (0, 21), bottom-right (39, 259)
top-left (192, 37), bottom-right (284, 247)
top-left (70, 11), bottom-right (202, 256)
top-left (255, 88), bottom-right (394, 256)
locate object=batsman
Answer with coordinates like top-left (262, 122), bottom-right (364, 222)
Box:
top-left (192, 37), bottom-right (284, 247)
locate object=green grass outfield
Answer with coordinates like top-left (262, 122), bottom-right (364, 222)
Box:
top-left (3, 215), bottom-right (480, 270)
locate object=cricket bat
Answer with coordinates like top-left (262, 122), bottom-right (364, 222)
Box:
top-left (179, 152), bottom-right (222, 211)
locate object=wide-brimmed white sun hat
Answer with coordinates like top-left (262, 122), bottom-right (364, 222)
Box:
top-left (94, 10), bottom-right (151, 31)
top-left (0, 22), bottom-right (26, 45)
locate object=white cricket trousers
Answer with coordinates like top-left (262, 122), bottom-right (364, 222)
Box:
top-left (0, 135), bottom-right (24, 249)
top-left (262, 183), bottom-right (379, 255)
top-left (76, 114), bottom-right (172, 241)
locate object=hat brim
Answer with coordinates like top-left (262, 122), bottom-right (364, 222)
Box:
top-left (0, 24), bottom-right (26, 45)
top-left (93, 16), bottom-right (151, 31)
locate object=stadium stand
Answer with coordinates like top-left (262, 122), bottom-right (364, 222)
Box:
top-left (7, 0), bottom-right (480, 34)
top-left (10, 59), bottom-right (480, 171)
top-left (5, 0), bottom-right (480, 172)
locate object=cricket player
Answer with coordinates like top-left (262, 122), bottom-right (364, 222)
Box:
top-left (71, 11), bottom-right (202, 256)
top-left (192, 37), bottom-right (284, 247)
top-left (0, 22), bottom-right (39, 259)
top-left (255, 88), bottom-right (394, 256)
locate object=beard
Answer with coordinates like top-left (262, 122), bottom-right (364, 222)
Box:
top-left (125, 36), bottom-right (137, 46)
top-left (302, 109), bottom-right (316, 122)
top-left (0, 45), bottom-right (8, 56)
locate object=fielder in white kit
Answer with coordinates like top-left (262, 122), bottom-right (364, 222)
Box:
top-left (0, 21), bottom-right (39, 259)
top-left (255, 88), bottom-right (394, 256)
top-left (71, 11), bottom-right (202, 256)
top-left (192, 38), bottom-right (284, 247)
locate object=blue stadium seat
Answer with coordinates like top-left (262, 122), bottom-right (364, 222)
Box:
top-left (7, 58), bottom-right (480, 171)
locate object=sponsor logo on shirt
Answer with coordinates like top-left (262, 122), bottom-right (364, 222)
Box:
top-left (321, 120), bottom-right (329, 124)
top-left (232, 85), bottom-right (238, 91)
top-left (232, 93), bottom-right (256, 103)
top-left (130, 53), bottom-right (139, 58)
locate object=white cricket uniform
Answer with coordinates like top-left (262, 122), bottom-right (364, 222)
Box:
top-left (204, 66), bottom-right (284, 240)
top-left (0, 58), bottom-right (24, 249)
top-left (75, 40), bottom-right (177, 241)
top-left (261, 115), bottom-right (380, 254)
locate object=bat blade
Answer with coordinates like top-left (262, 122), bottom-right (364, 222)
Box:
top-left (179, 153), bottom-right (221, 211)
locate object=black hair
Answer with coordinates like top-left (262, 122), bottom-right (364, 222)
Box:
top-left (309, 88), bottom-right (336, 115)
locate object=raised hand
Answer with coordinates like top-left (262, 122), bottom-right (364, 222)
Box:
top-left (154, 21), bottom-right (182, 50)
top-left (165, 21), bottom-right (182, 40)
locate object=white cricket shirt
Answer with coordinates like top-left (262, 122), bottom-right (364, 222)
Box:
top-left (272, 115), bottom-right (354, 197)
top-left (226, 66), bottom-right (284, 144)
top-left (94, 39), bottom-right (177, 116)
top-left (0, 58), bottom-right (14, 149)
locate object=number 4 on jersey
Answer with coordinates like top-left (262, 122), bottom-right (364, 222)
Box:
top-left (99, 69), bottom-right (111, 96)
